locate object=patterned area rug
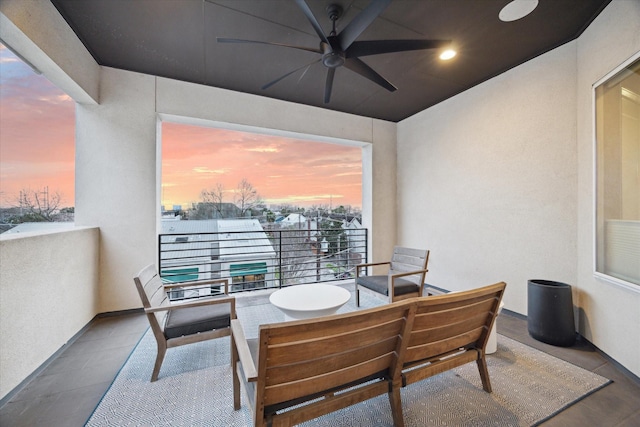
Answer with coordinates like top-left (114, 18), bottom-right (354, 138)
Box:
top-left (85, 289), bottom-right (611, 426)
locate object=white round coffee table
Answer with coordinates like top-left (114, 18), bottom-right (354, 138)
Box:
top-left (269, 284), bottom-right (351, 321)
top-left (486, 300), bottom-right (505, 354)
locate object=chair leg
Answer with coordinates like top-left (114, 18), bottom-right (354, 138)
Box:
top-left (476, 355), bottom-right (492, 393)
top-left (388, 383), bottom-right (405, 427)
top-left (231, 336), bottom-right (241, 410)
top-left (256, 408), bottom-right (267, 427)
top-left (151, 342), bottom-right (167, 382)
top-left (355, 285), bottom-right (360, 307)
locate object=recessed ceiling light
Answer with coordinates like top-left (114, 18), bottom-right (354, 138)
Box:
top-left (499, 0), bottom-right (539, 22)
top-left (440, 49), bottom-right (456, 60)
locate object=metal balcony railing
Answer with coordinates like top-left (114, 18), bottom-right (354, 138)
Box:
top-left (158, 227), bottom-right (367, 297)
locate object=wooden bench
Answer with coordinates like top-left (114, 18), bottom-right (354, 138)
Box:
top-left (231, 281), bottom-right (506, 426)
top-left (401, 282), bottom-right (506, 392)
top-left (231, 300), bottom-right (417, 427)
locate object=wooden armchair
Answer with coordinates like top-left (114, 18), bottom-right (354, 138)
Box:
top-left (231, 301), bottom-right (417, 427)
top-left (401, 282), bottom-right (506, 392)
top-left (133, 264), bottom-right (236, 382)
top-left (355, 246), bottom-right (430, 306)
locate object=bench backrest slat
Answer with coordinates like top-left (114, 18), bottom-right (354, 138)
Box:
top-left (405, 282), bottom-right (506, 366)
top-left (256, 301), bottom-right (416, 409)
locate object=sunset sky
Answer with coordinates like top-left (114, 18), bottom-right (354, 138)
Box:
top-left (0, 44), bottom-right (75, 209)
top-left (162, 123), bottom-right (362, 210)
top-left (0, 43), bottom-right (362, 211)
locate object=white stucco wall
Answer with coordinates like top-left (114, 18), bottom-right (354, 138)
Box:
top-left (74, 67), bottom-right (159, 312)
top-left (397, 41), bottom-right (578, 314)
top-left (397, 0), bottom-right (640, 377)
top-left (0, 228), bottom-right (100, 399)
top-left (575, 0), bottom-right (640, 378)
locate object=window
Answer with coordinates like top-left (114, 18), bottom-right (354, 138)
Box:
top-left (230, 262), bottom-right (268, 290)
top-left (594, 54), bottom-right (640, 289)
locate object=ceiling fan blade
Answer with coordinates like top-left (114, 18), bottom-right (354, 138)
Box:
top-left (217, 38), bottom-right (322, 54)
top-left (324, 68), bottom-right (336, 104)
top-left (261, 58), bottom-right (322, 90)
top-left (294, 0), bottom-right (331, 48)
top-left (344, 57), bottom-right (396, 92)
top-left (338, 0), bottom-right (391, 51)
top-left (346, 39), bottom-right (451, 58)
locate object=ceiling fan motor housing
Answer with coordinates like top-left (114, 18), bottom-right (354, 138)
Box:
top-left (321, 38), bottom-right (345, 68)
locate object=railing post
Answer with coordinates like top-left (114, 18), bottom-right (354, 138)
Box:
top-left (278, 230), bottom-right (283, 288)
top-left (365, 229), bottom-right (368, 264)
top-left (157, 234), bottom-right (162, 279)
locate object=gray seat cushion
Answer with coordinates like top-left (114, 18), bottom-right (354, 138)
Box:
top-left (356, 275), bottom-right (419, 297)
top-left (164, 303), bottom-right (231, 339)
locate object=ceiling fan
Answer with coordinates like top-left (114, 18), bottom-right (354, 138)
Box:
top-left (217, 0), bottom-right (451, 103)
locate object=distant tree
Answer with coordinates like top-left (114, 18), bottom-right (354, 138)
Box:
top-left (265, 209), bottom-right (276, 223)
top-left (57, 206), bottom-right (75, 222)
top-left (200, 183), bottom-right (225, 217)
top-left (234, 178), bottom-right (263, 217)
top-left (317, 219), bottom-right (347, 255)
top-left (333, 205), bottom-right (347, 214)
top-left (190, 202), bottom-right (242, 219)
top-left (9, 187), bottom-right (65, 223)
top-left (268, 227), bottom-right (317, 285)
top-left (279, 204), bottom-right (295, 216)
top-left (309, 204), bottom-right (329, 215)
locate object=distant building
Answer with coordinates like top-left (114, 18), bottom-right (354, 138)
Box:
top-left (217, 219), bottom-right (277, 291)
top-left (281, 213), bottom-right (307, 228)
top-left (160, 218), bottom-right (276, 292)
top-left (342, 217), bottom-right (365, 264)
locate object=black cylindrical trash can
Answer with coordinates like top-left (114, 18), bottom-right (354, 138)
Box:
top-left (527, 280), bottom-right (576, 346)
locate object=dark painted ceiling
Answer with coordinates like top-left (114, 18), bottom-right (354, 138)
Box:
top-left (51, 0), bottom-right (610, 122)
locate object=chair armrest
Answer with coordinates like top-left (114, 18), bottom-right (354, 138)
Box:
top-left (390, 269), bottom-right (428, 281)
top-left (389, 269), bottom-right (428, 298)
top-left (163, 278), bottom-right (230, 294)
top-left (145, 295), bottom-right (236, 318)
top-left (356, 261), bottom-right (391, 269)
top-left (231, 319), bottom-right (258, 381)
top-left (356, 261), bottom-right (391, 278)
